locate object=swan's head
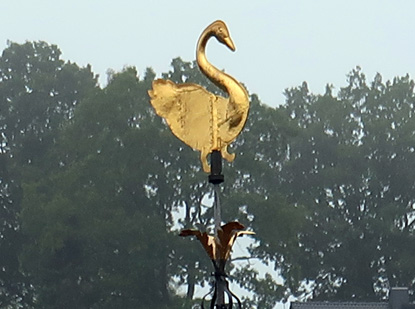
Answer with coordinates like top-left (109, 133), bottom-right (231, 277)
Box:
top-left (210, 20), bottom-right (235, 51)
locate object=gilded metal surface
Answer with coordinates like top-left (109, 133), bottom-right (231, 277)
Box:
top-left (179, 221), bottom-right (254, 261)
top-left (148, 20), bottom-right (250, 173)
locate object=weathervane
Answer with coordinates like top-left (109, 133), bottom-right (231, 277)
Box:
top-left (149, 20), bottom-right (250, 174)
top-left (149, 20), bottom-right (253, 308)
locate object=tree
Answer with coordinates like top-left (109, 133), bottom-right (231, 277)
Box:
top-left (4, 40), bottom-right (415, 308)
top-left (19, 66), bottom-right (172, 308)
top-left (275, 69), bottom-right (415, 300)
top-left (0, 145), bottom-right (30, 307)
top-left (0, 41), bottom-right (97, 308)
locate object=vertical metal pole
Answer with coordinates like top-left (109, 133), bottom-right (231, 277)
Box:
top-left (213, 185), bottom-right (221, 239)
top-left (213, 185), bottom-right (225, 307)
top-left (209, 150), bottom-right (226, 308)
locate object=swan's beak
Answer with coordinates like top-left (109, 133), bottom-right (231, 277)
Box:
top-left (224, 37), bottom-right (236, 52)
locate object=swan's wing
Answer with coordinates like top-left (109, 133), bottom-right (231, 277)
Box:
top-left (149, 79), bottom-right (216, 151)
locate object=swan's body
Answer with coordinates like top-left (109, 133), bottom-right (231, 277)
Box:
top-left (149, 20), bottom-right (249, 173)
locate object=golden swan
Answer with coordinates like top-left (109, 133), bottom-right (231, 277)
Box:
top-left (148, 20), bottom-right (250, 173)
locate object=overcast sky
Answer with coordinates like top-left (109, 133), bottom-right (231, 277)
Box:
top-left (2, 1), bottom-right (415, 107)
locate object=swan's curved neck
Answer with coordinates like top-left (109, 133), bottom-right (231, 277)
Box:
top-left (196, 29), bottom-right (247, 101)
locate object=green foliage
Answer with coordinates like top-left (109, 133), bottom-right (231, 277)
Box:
top-left (2, 42), bottom-right (415, 308)
top-left (280, 69), bottom-right (415, 300)
top-left (0, 41), bottom-right (97, 308)
top-left (19, 66), bottom-right (173, 308)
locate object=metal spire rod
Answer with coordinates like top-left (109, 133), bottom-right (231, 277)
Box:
top-left (208, 151), bottom-right (242, 308)
top-left (213, 185), bottom-right (222, 239)
top-left (180, 150), bottom-right (248, 308)
top-left (148, 20), bottom-right (252, 309)
top-left (210, 150), bottom-right (226, 307)
top-left (211, 150), bottom-right (223, 236)
top-left (213, 183), bottom-right (225, 306)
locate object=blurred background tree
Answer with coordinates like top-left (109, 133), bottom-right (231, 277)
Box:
top-left (1, 42), bottom-right (415, 308)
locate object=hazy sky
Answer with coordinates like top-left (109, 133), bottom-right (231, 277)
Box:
top-left (2, 2), bottom-right (412, 305)
top-left (2, 1), bottom-right (415, 107)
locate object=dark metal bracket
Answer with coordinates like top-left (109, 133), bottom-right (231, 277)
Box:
top-left (201, 262), bottom-right (242, 309)
top-left (208, 150), bottom-right (224, 184)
